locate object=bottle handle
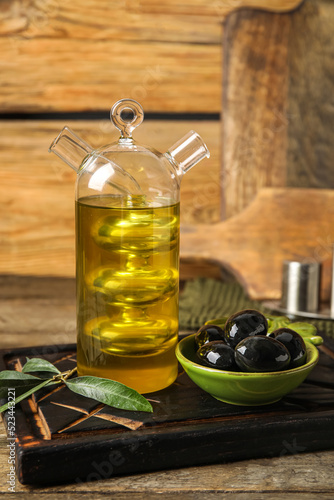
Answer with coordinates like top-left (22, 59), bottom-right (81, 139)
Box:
top-left (110, 99), bottom-right (144, 139)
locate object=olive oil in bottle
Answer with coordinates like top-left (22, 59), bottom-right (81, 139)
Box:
top-left (76, 194), bottom-right (180, 394)
top-left (49, 98), bottom-right (210, 394)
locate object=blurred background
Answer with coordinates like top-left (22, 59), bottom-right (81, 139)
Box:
top-left (1, 0), bottom-right (333, 288)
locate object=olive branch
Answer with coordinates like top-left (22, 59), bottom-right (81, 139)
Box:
top-left (0, 358), bottom-right (153, 414)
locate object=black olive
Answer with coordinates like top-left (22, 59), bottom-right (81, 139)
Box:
top-left (194, 324), bottom-right (225, 350)
top-left (197, 341), bottom-right (238, 371)
top-left (235, 336), bottom-right (291, 372)
top-left (268, 328), bottom-right (307, 368)
top-left (224, 309), bottom-right (268, 349)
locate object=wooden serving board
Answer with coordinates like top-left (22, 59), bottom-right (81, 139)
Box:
top-left (2, 336), bottom-right (334, 486)
top-left (181, 188), bottom-right (334, 301)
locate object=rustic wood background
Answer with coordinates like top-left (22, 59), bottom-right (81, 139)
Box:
top-left (181, 188), bottom-right (334, 301)
top-left (0, 0), bottom-right (301, 113)
top-left (2, 0), bottom-right (334, 289)
top-left (222, 0), bottom-right (334, 218)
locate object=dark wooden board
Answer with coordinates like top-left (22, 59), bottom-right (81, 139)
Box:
top-left (1, 337), bottom-right (334, 486)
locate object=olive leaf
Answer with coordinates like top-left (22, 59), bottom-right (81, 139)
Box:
top-left (0, 371), bottom-right (44, 398)
top-left (0, 371), bottom-right (40, 382)
top-left (65, 376), bottom-right (153, 413)
top-left (288, 322), bottom-right (323, 345)
top-left (288, 322), bottom-right (318, 337)
top-left (267, 315), bottom-right (290, 333)
top-left (22, 357), bottom-right (61, 374)
top-left (0, 359), bottom-right (154, 417)
top-left (0, 379), bottom-right (53, 413)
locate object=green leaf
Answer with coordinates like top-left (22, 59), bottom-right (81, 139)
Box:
top-left (65, 376), bottom-right (153, 413)
top-left (287, 322), bottom-right (323, 345)
top-left (267, 315), bottom-right (290, 333)
top-left (22, 358), bottom-right (61, 374)
top-left (0, 371), bottom-right (40, 382)
top-left (288, 322), bottom-right (318, 337)
top-left (0, 379), bottom-right (53, 413)
top-left (0, 370), bottom-right (44, 398)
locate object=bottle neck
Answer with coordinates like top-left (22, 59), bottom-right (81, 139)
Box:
top-left (118, 136), bottom-right (134, 144)
top-left (49, 127), bottom-right (93, 172)
top-left (166, 130), bottom-right (210, 175)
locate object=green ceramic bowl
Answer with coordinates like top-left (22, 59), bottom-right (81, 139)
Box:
top-left (176, 334), bottom-right (321, 406)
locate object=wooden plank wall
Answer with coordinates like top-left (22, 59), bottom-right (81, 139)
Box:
top-left (222, 0), bottom-right (334, 218)
top-left (0, 0), bottom-right (301, 113)
top-left (0, 0), bottom-right (304, 278)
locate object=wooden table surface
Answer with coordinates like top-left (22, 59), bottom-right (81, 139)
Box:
top-left (1, 274), bottom-right (334, 498)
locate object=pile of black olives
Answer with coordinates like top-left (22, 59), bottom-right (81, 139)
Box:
top-left (195, 309), bottom-right (307, 373)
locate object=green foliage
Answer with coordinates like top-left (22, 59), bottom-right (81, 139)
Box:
top-left (65, 376), bottom-right (153, 413)
top-left (22, 357), bottom-right (61, 374)
top-left (0, 358), bottom-right (153, 417)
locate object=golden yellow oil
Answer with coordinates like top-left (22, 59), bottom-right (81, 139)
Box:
top-left (76, 194), bottom-right (180, 394)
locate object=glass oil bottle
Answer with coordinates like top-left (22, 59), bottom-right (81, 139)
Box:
top-left (49, 98), bottom-right (209, 393)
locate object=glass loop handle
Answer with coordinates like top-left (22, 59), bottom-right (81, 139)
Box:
top-left (110, 99), bottom-right (144, 139)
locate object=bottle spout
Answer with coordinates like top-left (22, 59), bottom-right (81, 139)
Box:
top-left (49, 126), bottom-right (93, 172)
top-left (166, 130), bottom-right (210, 176)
